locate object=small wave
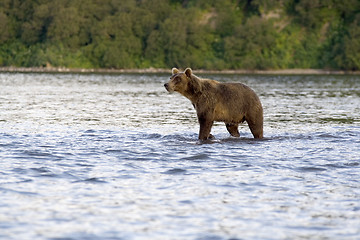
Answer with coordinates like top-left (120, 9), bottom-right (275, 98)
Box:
top-left (75, 163), bottom-right (95, 167)
top-left (220, 136), bottom-right (265, 144)
top-left (143, 133), bottom-right (163, 139)
top-left (318, 117), bottom-right (356, 124)
top-left (323, 163), bottom-right (348, 169)
top-left (161, 133), bottom-right (197, 142)
top-left (30, 167), bottom-right (58, 177)
top-left (162, 168), bottom-right (187, 175)
top-left (314, 133), bottom-right (345, 139)
top-left (296, 166), bottom-right (327, 172)
top-left (264, 130), bottom-right (355, 142)
top-left (0, 187), bottom-right (38, 196)
top-left (17, 149), bottom-right (64, 161)
top-left (0, 143), bottom-right (13, 147)
top-left (118, 174), bottom-right (137, 179)
top-left (322, 162), bottom-right (360, 169)
top-left (30, 167), bottom-right (52, 173)
top-left (266, 133), bottom-right (314, 141)
top-left (75, 118), bottom-right (101, 122)
top-left (181, 154), bottom-right (209, 161)
top-left (84, 129), bottom-right (97, 133)
top-left (80, 129), bottom-right (100, 137)
top-left (105, 149), bottom-right (124, 154)
top-left (73, 177), bottom-right (107, 184)
top-left (195, 138), bottom-right (222, 144)
top-left (195, 234), bottom-right (224, 240)
top-left (22, 150), bottom-right (54, 157)
top-left (344, 162), bottom-right (360, 167)
top-left (11, 167), bottom-right (28, 174)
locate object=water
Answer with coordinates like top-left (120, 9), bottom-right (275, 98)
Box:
top-left (0, 72), bottom-right (359, 240)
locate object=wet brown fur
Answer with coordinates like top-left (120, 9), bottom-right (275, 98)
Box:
top-left (164, 68), bottom-right (263, 140)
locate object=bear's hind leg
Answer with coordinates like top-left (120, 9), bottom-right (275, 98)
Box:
top-left (245, 107), bottom-right (263, 139)
top-left (247, 119), bottom-right (263, 139)
top-left (225, 123), bottom-right (240, 137)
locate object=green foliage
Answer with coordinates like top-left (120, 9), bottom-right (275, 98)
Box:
top-left (0, 0), bottom-right (360, 70)
top-left (343, 14), bottom-right (360, 70)
top-left (224, 16), bottom-right (279, 69)
top-left (319, 19), bottom-right (347, 69)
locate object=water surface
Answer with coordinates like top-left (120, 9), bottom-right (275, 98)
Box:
top-left (0, 72), bottom-right (359, 239)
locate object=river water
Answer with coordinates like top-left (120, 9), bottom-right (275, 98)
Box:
top-left (0, 72), bottom-right (359, 240)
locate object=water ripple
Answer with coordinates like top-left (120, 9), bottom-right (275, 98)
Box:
top-left (0, 73), bottom-right (359, 240)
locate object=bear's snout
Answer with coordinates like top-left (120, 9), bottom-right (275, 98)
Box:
top-left (164, 82), bottom-right (174, 93)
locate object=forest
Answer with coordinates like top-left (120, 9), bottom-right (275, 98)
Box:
top-left (0, 0), bottom-right (360, 70)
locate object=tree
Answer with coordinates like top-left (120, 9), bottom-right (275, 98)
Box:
top-left (344, 14), bottom-right (360, 70)
top-left (0, 0), bottom-right (359, 70)
top-left (0, 11), bottom-right (12, 44)
top-left (224, 16), bottom-right (279, 69)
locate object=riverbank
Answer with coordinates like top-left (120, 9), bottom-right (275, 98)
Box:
top-left (1, 66), bottom-right (360, 75)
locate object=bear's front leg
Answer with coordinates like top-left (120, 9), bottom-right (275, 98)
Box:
top-left (198, 114), bottom-right (214, 140)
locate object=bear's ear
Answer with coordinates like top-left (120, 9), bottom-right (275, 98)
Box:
top-left (185, 68), bottom-right (192, 78)
top-left (172, 68), bottom-right (180, 74)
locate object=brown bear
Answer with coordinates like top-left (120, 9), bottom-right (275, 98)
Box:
top-left (164, 68), bottom-right (263, 140)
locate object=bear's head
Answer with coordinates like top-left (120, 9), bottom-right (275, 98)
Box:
top-left (164, 68), bottom-right (201, 96)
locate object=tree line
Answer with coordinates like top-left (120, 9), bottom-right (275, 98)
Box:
top-left (0, 0), bottom-right (360, 70)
